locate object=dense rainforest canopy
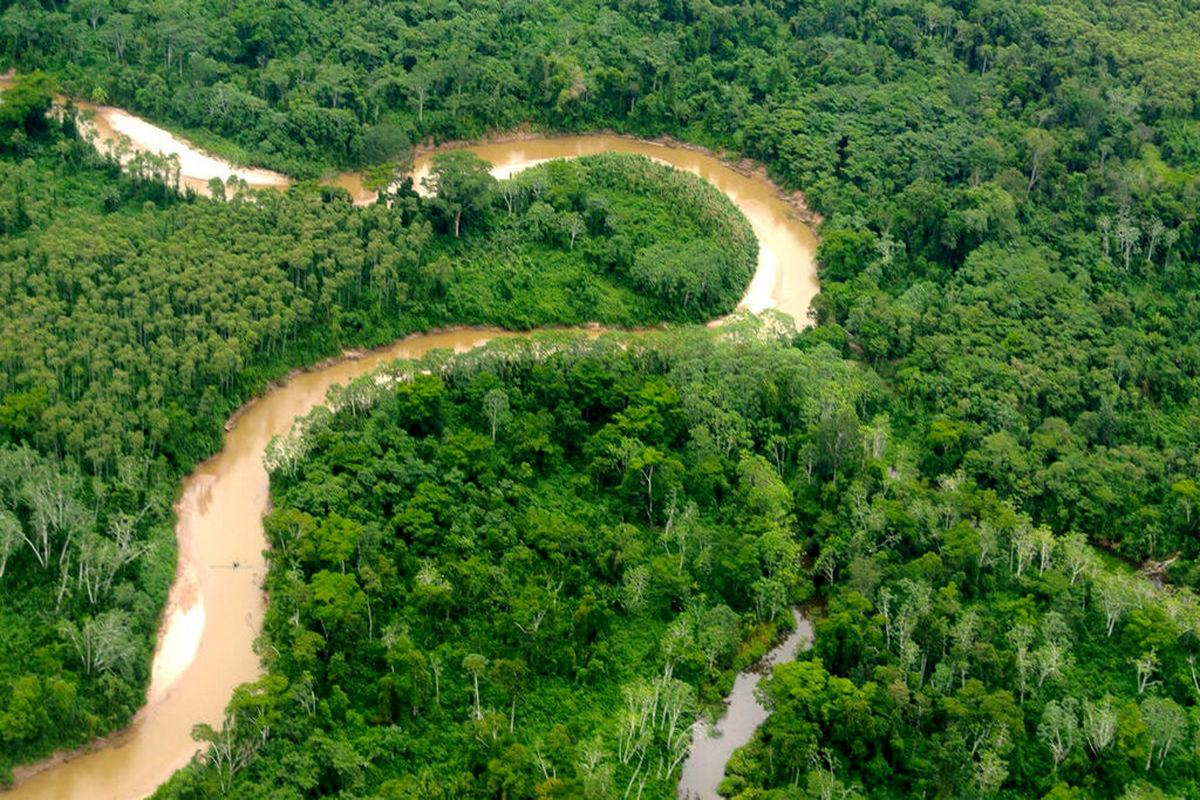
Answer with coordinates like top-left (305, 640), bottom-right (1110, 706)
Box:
top-left (162, 329), bottom-right (853, 798)
top-left (0, 102), bottom-right (754, 782)
top-left (161, 326), bottom-right (1200, 800)
top-left (2, 0), bottom-right (1200, 796)
top-left (5, 0), bottom-right (1199, 559)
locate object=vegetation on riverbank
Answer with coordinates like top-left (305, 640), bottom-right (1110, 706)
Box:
top-left (3, 0), bottom-right (1200, 796)
top-left (0, 86), bottom-right (753, 781)
top-left (155, 329), bottom-right (849, 798)
top-left (5, 0), bottom-right (1199, 561)
top-left (724, 465), bottom-right (1200, 798)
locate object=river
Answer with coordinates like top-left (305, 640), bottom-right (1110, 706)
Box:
top-left (677, 609), bottom-right (814, 799)
top-left (1, 88), bottom-right (819, 799)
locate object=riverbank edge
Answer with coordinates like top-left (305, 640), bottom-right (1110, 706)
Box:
top-left (0, 110), bottom-right (817, 790)
top-left (402, 128), bottom-right (825, 227)
top-left (677, 603), bottom-right (819, 800)
top-left (221, 322), bottom-right (643, 433)
top-left (1, 324), bottom-right (641, 788)
top-left (3, 73), bottom-right (824, 228)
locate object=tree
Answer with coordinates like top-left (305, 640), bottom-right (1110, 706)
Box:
top-left (413, 560), bottom-right (453, 618)
top-left (1033, 639), bottom-right (1071, 688)
top-left (873, 231), bottom-right (904, 267)
top-left (1024, 128), bottom-right (1056, 193)
top-left (1037, 699), bottom-right (1079, 772)
top-left (564, 212), bottom-right (585, 249)
top-left (1095, 572), bottom-right (1136, 636)
top-left (697, 604), bottom-right (741, 671)
top-left (813, 407), bottom-right (861, 478)
top-left (1008, 623), bottom-right (1035, 703)
top-left (1161, 227), bottom-right (1179, 266)
top-left (806, 748), bottom-right (860, 800)
top-left (462, 653), bottom-right (488, 720)
top-left (1140, 696), bottom-right (1185, 770)
top-left (404, 66), bottom-right (434, 124)
top-left (1083, 696), bottom-right (1118, 756)
top-left (628, 446), bottom-right (679, 524)
top-left (483, 389), bottom-right (511, 442)
top-left (307, 514), bottom-right (362, 573)
top-left (422, 151), bottom-right (496, 237)
top-left (1144, 218), bottom-right (1165, 265)
top-left (752, 577), bottom-right (787, 622)
top-left (58, 610), bottom-right (138, 677)
top-left (1059, 533), bottom-right (1097, 585)
top-left (303, 570), bottom-right (368, 641)
top-left (0, 71), bottom-right (55, 135)
top-left (360, 124), bottom-right (413, 168)
top-left (429, 649), bottom-right (445, 707)
top-left (1116, 215), bottom-right (1141, 271)
top-left (490, 658), bottom-right (529, 732)
top-left (948, 608), bottom-right (980, 687)
top-left (974, 749), bottom-right (1008, 795)
top-left (0, 447), bottom-right (88, 572)
top-left (1134, 648), bottom-right (1159, 694)
top-left (1098, 215), bottom-right (1113, 257)
top-left (818, 228), bottom-right (876, 282)
top-left (526, 201), bottom-right (559, 243)
top-left (1170, 478), bottom-right (1199, 528)
top-left (622, 564), bottom-right (651, 612)
top-left (0, 509), bottom-right (19, 579)
top-left (192, 682), bottom-right (277, 795)
top-left (76, 517), bottom-right (147, 606)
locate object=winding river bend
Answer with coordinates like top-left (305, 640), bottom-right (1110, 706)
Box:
top-left (3, 93), bottom-right (819, 799)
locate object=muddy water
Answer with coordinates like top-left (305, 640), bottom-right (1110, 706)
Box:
top-left (323, 136), bottom-right (818, 320)
top-left (678, 609), bottom-right (814, 800)
top-left (0, 76), bottom-right (292, 194)
top-left (1, 87), bottom-right (819, 798)
top-left (1, 76), bottom-right (818, 321)
top-left (420, 137), bottom-right (819, 319)
top-left (5, 331), bottom-right (512, 800)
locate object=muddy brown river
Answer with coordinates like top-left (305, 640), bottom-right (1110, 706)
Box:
top-left (2, 88), bottom-right (819, 799)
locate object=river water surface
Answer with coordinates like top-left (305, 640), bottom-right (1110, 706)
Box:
top-left (677, 609), bottom-right (814, 799)
top-left (2, 90), bottom-right (819, 799)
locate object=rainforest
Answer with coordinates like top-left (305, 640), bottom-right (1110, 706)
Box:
top-left (1, 0), bottom-right (1200, 797)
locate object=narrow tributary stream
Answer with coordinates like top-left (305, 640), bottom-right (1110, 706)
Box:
top-left (677, 609), bottom-right (814, 799)
top-left (2, 89), bottom-right (820, 799)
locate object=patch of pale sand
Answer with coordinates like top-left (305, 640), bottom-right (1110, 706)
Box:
top-left (96, 107), bottom-right (290, 187)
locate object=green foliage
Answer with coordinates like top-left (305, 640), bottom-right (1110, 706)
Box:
top-left (0, 72), bottom-right (55, 138)
top-left (5, 0), bottom-right (1200, 794)
top-left (158, 330), bottom-right (871, 797)
top-left (422, 150), bottom-right (496, 238)
top-left (724, 472), bottom-right (1200, 799)
top-left (0, 133), bottom-right (754, 775)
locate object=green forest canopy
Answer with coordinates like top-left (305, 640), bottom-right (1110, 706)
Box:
top-left (163, 329), bottom-right (853, 798)
top-left (1, 0), bottom-right (1200, 796)
top-left (164, 329), bottom-right (1200, 800)
top-left (0, 108), bottom-right (754, 782)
